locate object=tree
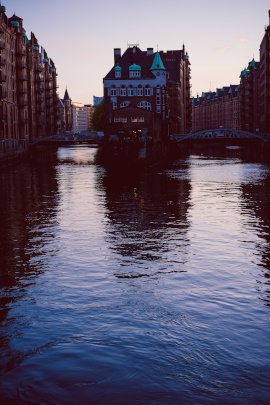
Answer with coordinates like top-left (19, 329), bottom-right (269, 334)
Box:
top-left (91, 100), bottom-right (104, 131)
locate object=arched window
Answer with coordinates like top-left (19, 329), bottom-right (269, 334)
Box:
top-left (120, 86), bottom-right (126, 96)
top-left (137, 101), bottom-right (151, 111)
top-left (137, 85), bottom-right (143, 96)
top-left (128, 85), bottom-right (134, 96)
top-left (145, 86), bottom-right (151, 96)
top-left (110, 86), bottom-right (117, 96)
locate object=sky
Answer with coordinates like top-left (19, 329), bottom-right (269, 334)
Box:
top-left (4, 0), bottom-right (270, 105)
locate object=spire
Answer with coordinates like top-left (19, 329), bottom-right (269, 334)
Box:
top-left (150, 51), bottom-right (165, 71)
top-left (64, 88), bottom-right (70, 101)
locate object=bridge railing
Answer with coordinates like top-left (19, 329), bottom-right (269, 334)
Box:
top-left (171, 129), bottom-right (269, 142)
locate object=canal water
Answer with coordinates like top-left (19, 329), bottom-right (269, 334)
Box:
top-left (0, 145), bottom-right (270, 404)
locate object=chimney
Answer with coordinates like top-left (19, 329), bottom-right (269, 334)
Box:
top-left (147, 48), bottom-right (153, 56)
top-left (114, 48), bottom-right (121, 65)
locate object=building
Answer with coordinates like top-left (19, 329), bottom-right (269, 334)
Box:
top-left (85, 104), bottom-right (94, 130)
top-left (72, 102), bottom-right (88, 133)
top-left (103, 45), bottom-right (191, 142)
top-left (62, 88), bottom-right (73, 132)
top-left (258, 11), bottom-right (270, 134)
top-left (0, 3), bottom-right (59, 158)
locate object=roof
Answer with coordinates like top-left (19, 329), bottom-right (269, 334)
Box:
top-left (150, 51), bottom-right (165, 70)
top-left (129, 63), bottom-right (141, 71)
top-left (64, 88), bottom-right (70, 101)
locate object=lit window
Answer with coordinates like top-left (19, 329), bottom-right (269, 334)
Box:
top-left (138, 117), bottom-right (144, 122)
top-left (114, 117), bottom-right (120, 122)
top-left (121, 118), bottom-right (127, 123)
top-left (120, 86), bottom-right (126, 96)
top-left (131, 117), bottom-right (138, 122)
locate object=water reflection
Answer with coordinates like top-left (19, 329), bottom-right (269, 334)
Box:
top-left (102, 166), bottom-right (191, 278)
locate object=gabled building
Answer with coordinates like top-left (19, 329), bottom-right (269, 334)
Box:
top-left (103, 45), bottom-right (191, 141)
top-left (103, 46), bottom-right (167, 142)
top-left (259, 11), bottom-right (270, 134)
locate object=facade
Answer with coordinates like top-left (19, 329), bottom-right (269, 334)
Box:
top-left (259, 11), bottom-right (270, 134)
top-left (72, 102), bottom-right (88, 133)
top-left (62, 88), bottom-right (73, 132)
top-left (0, 3), bottom-right (58, 158)
top-left (85, 104), bottom-right (94, 130)
top-left (103, 45), bottom-right (191, 141)
top-left (191, 10), bottom-right (270, 135)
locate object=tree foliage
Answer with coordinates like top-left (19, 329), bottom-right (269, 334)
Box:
top-left (92, 100), bottom-right (104, 131)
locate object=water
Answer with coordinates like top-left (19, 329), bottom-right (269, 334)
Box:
top-left (0, 146), bottom-right (270, 404)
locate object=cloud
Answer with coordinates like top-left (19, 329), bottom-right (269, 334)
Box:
top-left (213, 46), bottom-right (232, 54)
top-left (238, 37), bottom-right (250, 43)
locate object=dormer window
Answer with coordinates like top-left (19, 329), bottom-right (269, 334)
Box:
top-left (114, 64), bottom-right (122, 78)
top-left (129, 64), bottom-right (141, 78)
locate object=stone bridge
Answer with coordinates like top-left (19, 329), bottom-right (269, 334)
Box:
top-left (172, 128), bottom-right (269, 143)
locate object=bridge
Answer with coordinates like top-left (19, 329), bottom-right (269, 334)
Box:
top-left (30, 132), bottom-right (103, 147)
top-left (172, 128), bottom-right (269, 143)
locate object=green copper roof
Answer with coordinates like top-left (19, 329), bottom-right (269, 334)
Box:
top-left (249, 58), bottom-right (256, 68)
top-left (43, 58), bottom-right (48, 63)
top-left (33, 45), bottom-right (38, 51)
top-left (215, 90), bottom-right (219, 97)
top-left (197, 96), bottom-right (200, 102)
top-left (150, 52), bottom-right (165, 70)
top-left (207, 94), bottom-right (210, 99)
top-left (52, 68), bottom-right (56, 73)
top-left (11, 21), bottom-right (19, 27)
top-left (202, 92), bottom-right (205, 97)
top-left (114, 64), bottom-right (122, 71)
top-left (235, 87), bottom-right (238, 92)
top-left (229, 88), bottom-right (232, 94)
top-left (0, 5), bottom-right (6, 12)
top-left (129, 63), bottom-right (141, 71)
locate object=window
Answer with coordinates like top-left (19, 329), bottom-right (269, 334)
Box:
top-left (137, 86), bottom-right (143, 96)
top-left (156, 95), bottom-right (161, 105)
top-left (131, 117), bottom-right (144, 123)
top-left (138, 117), bottom-right (144, 122)
top-left (120, 86), bottom-right (126, 96)
top-left (137, 101), bottom-right (151, 111)
top-left (120, 101), bottom-right (130, 108)
top-left (131, 117), bottom-right (138, 122)
top-left (113, 103), bottom-right (117, 110)
top-left (121, 118), bottom-right (127, 123)
top-left (145, 86), bottom-right (151, 96)
top-left (129, 70), bottom-right (141, 78)
top-left (110, 87), bottom-right (117, 96)
top-left (115, 71), bottom-right (121, 78)
top-left (128, 86), bottom-right (134, 96)
top-left (114, 117), bottom-right (120, 122)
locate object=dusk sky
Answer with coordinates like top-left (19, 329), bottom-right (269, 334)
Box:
top-left (5, 0), bottom-right (270, 105)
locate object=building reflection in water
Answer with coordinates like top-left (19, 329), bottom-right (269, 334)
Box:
top-left (240, 164), bottom-right (270, 306)
top-left (0, 152), bottom-right (60, 371)
top-left (101, 164), bottom-right (192, 279)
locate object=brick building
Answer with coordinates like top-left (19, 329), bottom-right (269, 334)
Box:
top-left (259, 11), bottom-right (270, 134)
top-left (191, 10), bottom-right (270, 136)
top-left (0, 3), bottom-right (59, 158)
top-left (103, 45), bottom-right (191, 141)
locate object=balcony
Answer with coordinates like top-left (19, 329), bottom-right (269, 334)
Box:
top-left (0, 56), bottom-right (5, 66)
top-left (0, 72), bottom-right (7, 82)
top-left (36, 65), bottom-right (43, 72)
